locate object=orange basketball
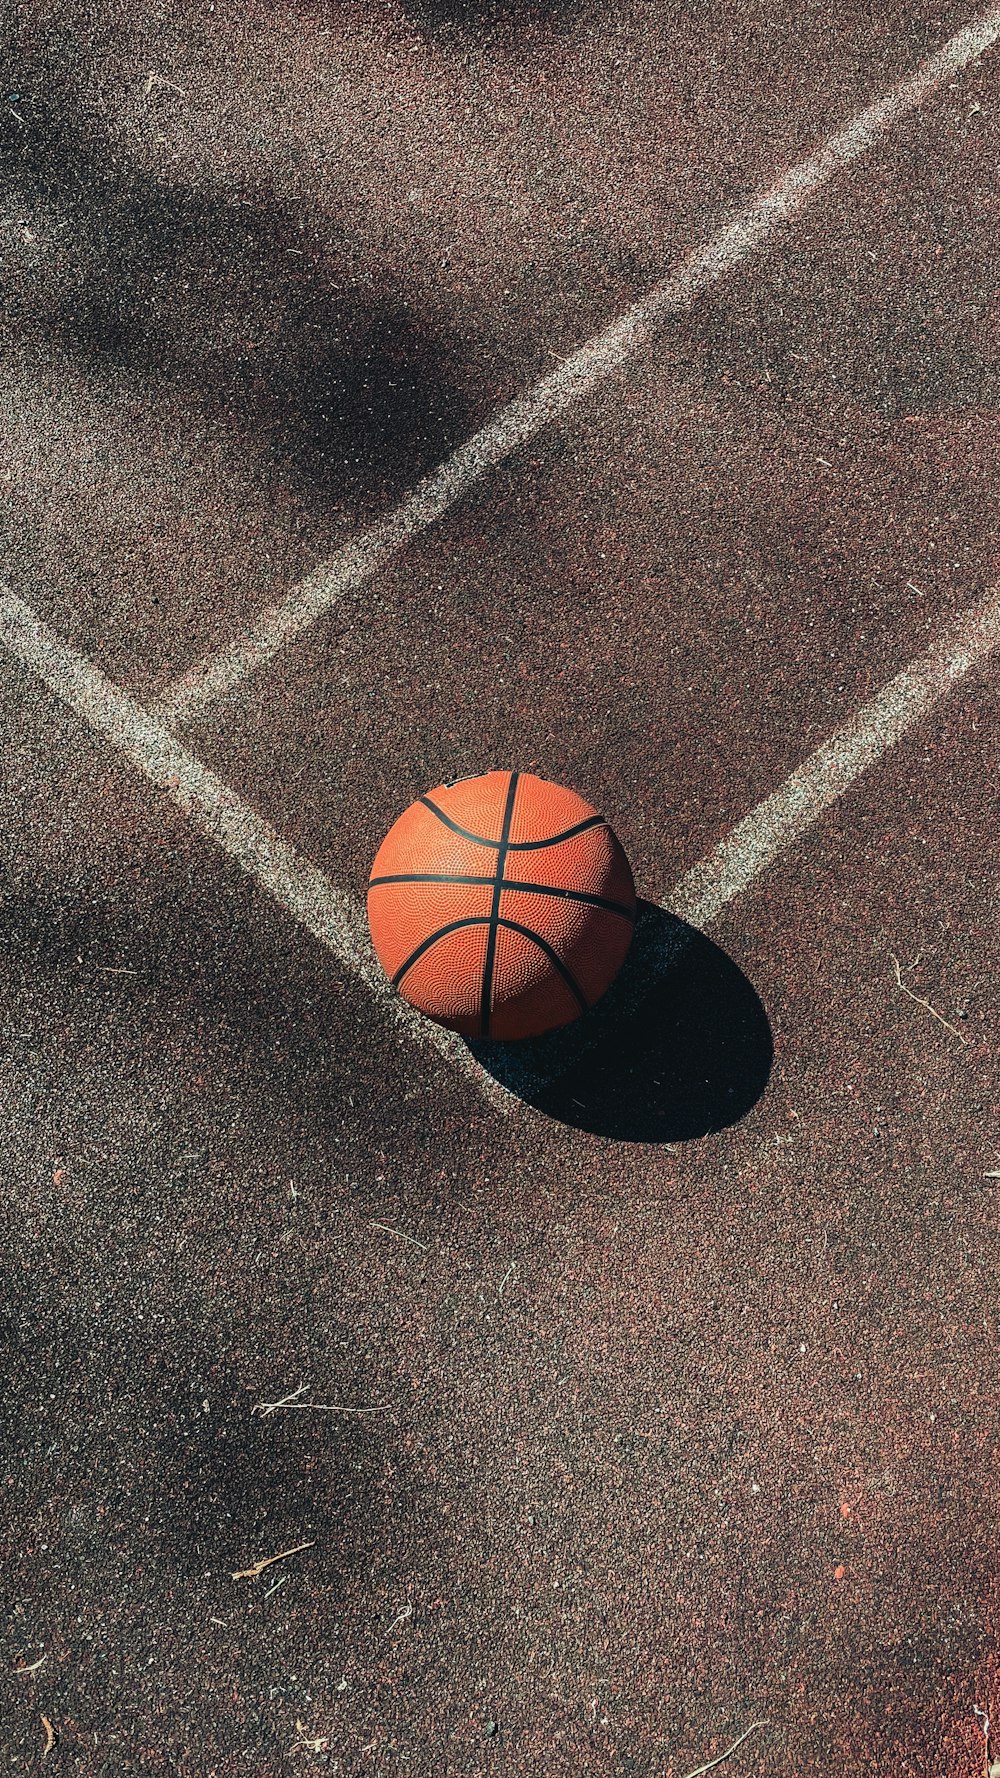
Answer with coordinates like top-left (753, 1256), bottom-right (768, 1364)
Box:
top-left (367, 771), bottom-right (636, 1041)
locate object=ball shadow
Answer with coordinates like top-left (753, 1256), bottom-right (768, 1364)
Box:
top-left (468, 902), bottom-right (773, 1141)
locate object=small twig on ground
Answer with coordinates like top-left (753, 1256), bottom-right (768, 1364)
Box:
top-left (498, 1263), bottom-right (517, 1297)
top-left (973, 1705), bottom-right (994, 1778)
top-left (141, 71), bottom-right (186, 97)
top-left (251, 1385), bottom-right (389, 1418)
top-left (368, 1220), bottom-right (430, 1252)
top-left (41, 1717), bottom-right (56, 1758)
top-left (290, 1719), bottom-right (331, 1754)
top-left (251, 1384), bottom-right (308, 1415)
top-left (263, 1575), bottom-right (289, 1601)
top-left (385, 1602), bottom-right (413, 1635)
top-left (231, 1539), bottom-right (314, 1582)
top-left (984, 1172), bottom-right (1000, 1180)
top-left (890, 954), bottom-right (967, 1043)
top-left (15, 1655), bottom-right (47, 1676)
top-left (676, 1720), bottom-right (769, 1778)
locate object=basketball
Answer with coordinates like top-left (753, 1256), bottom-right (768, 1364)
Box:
top-left (367, 770), bottom-right (636, 1041)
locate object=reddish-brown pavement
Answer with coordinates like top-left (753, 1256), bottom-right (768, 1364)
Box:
top-left (0, 0), bottom-right (989, 681)
top-left (2, 2), bottom-right (999, 1775)
top-left (187, 46), bottom-right (1000, 905)
top-left (2, 634), bottom-right (997, 1776)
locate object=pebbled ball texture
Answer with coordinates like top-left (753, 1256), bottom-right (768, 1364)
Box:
top-left (367, 770), bottom-right (636, 1040)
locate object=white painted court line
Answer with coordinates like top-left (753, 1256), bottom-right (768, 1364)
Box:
top-left (491, 582), bottom-right (1000, 1097)
top-left (153, 5), bottom-right (1000, 727)
top-left (667, 588), bottom-right (1000, 931)
top-left (0, 586), bottom-right (509, 1111)
top-left (4, 584), bottom-right (999, 1113)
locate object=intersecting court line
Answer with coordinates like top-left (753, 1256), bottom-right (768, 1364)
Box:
top-left (3, 584), bottom-right (999, 1110)
top-left (153, 5), bottom-right (1000, 727)
top-left (0, 586), bottom-right (510, 1112)
top-left (493, 583), bottom-right (1000, 1097)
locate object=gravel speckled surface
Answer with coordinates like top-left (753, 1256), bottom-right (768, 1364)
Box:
top-left (2, 3), bottom-right (998, 1773)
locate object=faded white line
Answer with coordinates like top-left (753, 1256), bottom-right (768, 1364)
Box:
top-left (0, 587), bottom-right (509, 1111)
top-left (154, 6), bottom-right (1000, 726)
top-left (5, 585), bottom-right (999, 1117)
top-left (484, 584), bottom-right (1000, 1099)
top-left (667, 586), bottom-right (1000, 930)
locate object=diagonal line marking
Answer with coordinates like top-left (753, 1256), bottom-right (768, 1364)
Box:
top-left (152, 5), bottom-right (1000, 727)
top-left (489, 583), bottom-right (1000, 1098)
top-left (3, 584), bottom-right (999, 1112)
top-left (0, 585), bottom-right (510, 1112)
top-left (668, 589), bottom-right (1000, 930)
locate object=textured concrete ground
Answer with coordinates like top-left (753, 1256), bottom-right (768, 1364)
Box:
top-left (1, 2), bottom-right (998, 1774)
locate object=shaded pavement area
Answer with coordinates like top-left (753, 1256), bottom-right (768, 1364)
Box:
top-left (1, 2), bottom-right (998, 1774)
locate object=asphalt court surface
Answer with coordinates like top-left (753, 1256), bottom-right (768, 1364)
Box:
top-left (2, 2), bottom-right (1000, 1775)
top-left (1, 0), bottom-right (991, 680)
top-left (192, 61), bottom-right (1000, 898)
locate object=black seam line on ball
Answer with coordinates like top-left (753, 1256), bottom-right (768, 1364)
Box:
top-left (479, 771), bottom-right (521, 1040)
top-left (493, 917), bottom-right (589, 1016)
top-left (418, 798), bottom-right (606, 852)
top-left (369, 872), bottom-right (634, 919)
top-left (508, 816), bottom-right (606, 850)
top-left (390, 914), bottom-right (589, 1019)
top-left (391, 916), bottom-right (493, 989)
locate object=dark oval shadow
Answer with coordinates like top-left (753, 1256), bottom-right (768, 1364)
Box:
top-left (468, 902), bottom-right (773, 1141)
